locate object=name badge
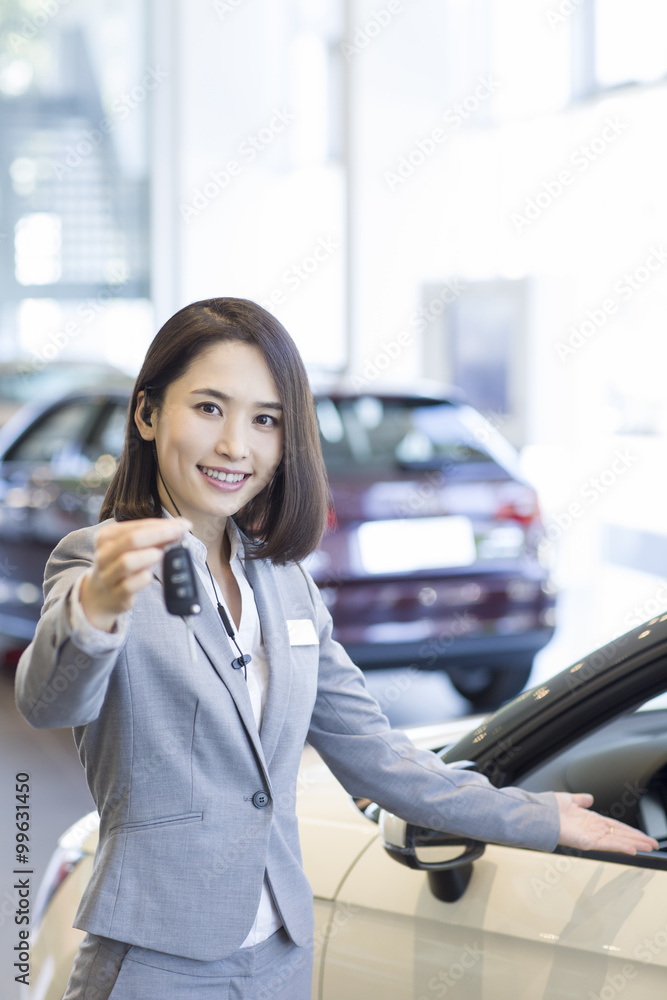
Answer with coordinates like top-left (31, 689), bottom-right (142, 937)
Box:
top-left (286, 619), bottom-right (319, 646)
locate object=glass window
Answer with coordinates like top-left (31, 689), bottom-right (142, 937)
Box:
top-left (521, 690), bottom-right (667, 852)
top-left (316, 397), bottom-right (495, 475)
top-left (83, 401), bottom-right (128, 461)
top-left (6, 401), bottom-right (99, 463)
top-left (0, 0), bottom-right (152, 369)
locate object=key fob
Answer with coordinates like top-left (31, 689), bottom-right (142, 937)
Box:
top-left (163, 544), bottom-right (201, 616)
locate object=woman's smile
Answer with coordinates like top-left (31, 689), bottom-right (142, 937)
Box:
top-left (197, 465), bottom-right (252, 490)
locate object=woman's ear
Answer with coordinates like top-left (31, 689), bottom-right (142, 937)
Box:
top-left (135, 390), bottom-right (156, 441)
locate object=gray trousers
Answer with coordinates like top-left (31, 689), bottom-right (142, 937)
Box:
top-left (62, 927), bottom-right (313, 999)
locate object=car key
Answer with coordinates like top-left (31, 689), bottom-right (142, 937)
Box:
top-left (163, 544), bottom-right (201, 616)
top-left (163, 543), bottom-right (201, 663)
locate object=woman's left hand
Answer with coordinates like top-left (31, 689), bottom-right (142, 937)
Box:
top-left (556, 792), bottom-right (660, 855)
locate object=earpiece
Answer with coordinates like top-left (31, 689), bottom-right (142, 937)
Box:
top-left (141, 387), bottom-right (152, 426)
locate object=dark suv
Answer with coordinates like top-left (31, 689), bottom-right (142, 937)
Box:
top-left (0, 382), bottom-right (555, 708)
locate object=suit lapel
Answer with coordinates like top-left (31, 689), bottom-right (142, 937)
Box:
top-left (242, 555), bottom-right (293, 768)
top-left (151, 564), bottom-right (269, 780)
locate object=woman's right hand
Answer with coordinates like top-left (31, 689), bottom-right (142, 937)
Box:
top-left (79, 517), bottom-right (192, 632)
top-left (555, 792), bottom-right (659, 855)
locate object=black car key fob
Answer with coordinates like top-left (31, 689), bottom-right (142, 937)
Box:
top-left (163, 544), bottom-right (202, 617)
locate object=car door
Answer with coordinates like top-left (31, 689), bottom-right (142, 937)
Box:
top-left (319, 829), bottom-right (666, 999)
top-left (317, 622), bottom-right (667, 998)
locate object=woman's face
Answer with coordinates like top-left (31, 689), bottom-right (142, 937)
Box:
top-left (136, 340), bottom-right (283, 542)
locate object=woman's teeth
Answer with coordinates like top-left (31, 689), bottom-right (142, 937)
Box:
top-left (200, 466), bottom-right (246, 483)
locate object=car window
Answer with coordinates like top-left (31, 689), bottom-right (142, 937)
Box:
top-left (4, 401), bottom-right (100, 463)
top-left (638, 690), bottom-right (667, 711)
top-left (519, 694), bottom-right (667, 854)
top-left (81, 402), bottom-right (128, 462)
top-left (316, 397), bottom-right (494, 475)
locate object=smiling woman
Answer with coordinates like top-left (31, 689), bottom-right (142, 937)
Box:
top-left (100, 298), bottom-right (328, 564)
top-left (14, 297), bottom-right (658, 1000)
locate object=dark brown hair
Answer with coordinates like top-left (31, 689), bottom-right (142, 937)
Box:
top-left (100, 298), bottom-right (330, 564)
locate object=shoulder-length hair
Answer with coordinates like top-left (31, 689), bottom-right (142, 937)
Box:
top-left (100, 298), bottom-right (330, 564)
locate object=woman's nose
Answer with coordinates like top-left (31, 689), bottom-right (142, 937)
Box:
top-left (215, 419), bottom-right (248, 461)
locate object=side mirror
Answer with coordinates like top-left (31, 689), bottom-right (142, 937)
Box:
top-left (378, 758), bottom-right (486, 902)
top-left (379, 811), bottom-right (486, 872)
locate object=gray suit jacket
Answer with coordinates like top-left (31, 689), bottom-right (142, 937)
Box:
top-left (15, 520), bottom-right (559, 960)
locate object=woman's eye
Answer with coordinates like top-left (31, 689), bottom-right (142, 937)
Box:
top-left (199, 402), bottom-right (221, 415)
top-left (255, 414), bottom-right (278, 427)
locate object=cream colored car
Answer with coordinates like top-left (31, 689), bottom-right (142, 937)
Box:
top-left (31, 616), bottom-right (667, 998)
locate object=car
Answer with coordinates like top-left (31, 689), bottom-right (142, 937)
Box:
top-left (0, 380), bottom-right (555, 707)
top-left (0, 384), bottom-right (133, 671)
top-left (309, 381), bottom-right (555, 707)
top-left (30, 614), bottom-right (667, 999)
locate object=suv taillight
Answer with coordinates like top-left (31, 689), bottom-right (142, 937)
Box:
top-left (495, 487), bottom-right (540, 527)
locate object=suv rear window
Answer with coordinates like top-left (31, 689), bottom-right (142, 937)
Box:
top-left (316, 397), bottom-right (495, 474)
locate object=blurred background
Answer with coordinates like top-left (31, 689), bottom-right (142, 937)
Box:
top-left (2, 0), bottom-right (667, 990)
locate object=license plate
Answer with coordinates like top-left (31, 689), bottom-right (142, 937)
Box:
top-left (357, 516), bottom-right (477, 574)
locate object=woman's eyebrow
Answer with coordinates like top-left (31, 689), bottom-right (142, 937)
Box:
top-left (190, 388), bottom-right (283, 410)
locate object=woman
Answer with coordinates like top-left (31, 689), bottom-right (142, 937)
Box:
top-left (15, 298), bottom-right (657, 999)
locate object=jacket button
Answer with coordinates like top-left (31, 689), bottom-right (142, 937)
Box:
top-left (252, 790), bottom-right (270, 809)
